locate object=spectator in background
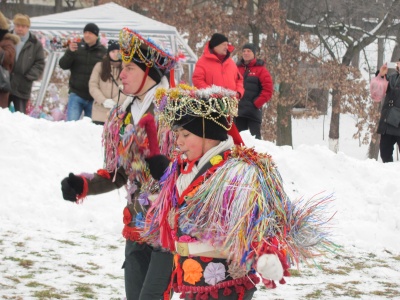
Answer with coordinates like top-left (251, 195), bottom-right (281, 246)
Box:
top-left (235, 43), bottom-right (273, 139)
top-left (192, 33), bottom-right (244, 98)
top-left (89, 40), bottom-right (126, 125)
top-left (375, 62), bottom-right (400, 162)
top-left (9, 14), bottom-right (45, 114)
top-left (0, 12), bottom-right (19, 109)
top-left (59, 23), bottom-right (106, 121)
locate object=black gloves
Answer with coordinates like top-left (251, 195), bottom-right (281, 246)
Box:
top-left (61, 173), bottom-right (84, 202)
top-left (146, 155), bottom-right (170, 180)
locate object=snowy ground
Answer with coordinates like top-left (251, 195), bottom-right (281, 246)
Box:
top-left (0, 109), bottom-right (399, 300)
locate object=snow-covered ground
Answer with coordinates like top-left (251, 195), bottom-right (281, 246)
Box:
top-left (0, 108), bottom-right (399, 299)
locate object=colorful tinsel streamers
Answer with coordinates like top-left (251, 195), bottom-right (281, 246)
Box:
top-left (178, 146), bottom-right (335, 269)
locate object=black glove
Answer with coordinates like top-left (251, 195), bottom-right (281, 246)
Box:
top-left (145, 155), bottom-right (170, 180)
top-left (61, 173), bottom-right (84, 202)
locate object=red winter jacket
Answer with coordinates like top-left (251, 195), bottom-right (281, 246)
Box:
top-left (236, 58), bottom-right (273, 122)
top-left (192, 42), bottom-right (244, 97)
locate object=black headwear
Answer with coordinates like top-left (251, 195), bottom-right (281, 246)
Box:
top-left (174, 114), bottom-right (228, 141)
top-left (209, 33), bottom-right (229, 49)
top-left (83, 23), bottom-right (99, 36)
top-left (242, 43), bottom-right (257, 55)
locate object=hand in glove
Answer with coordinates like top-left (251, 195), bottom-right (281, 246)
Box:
top-left (137, 113), bottom-right (170, 180)
top-left (61, 173), bottom-right (84, 202)
top-left (103, 99), bottom-right (117, 109)
top-left (256, 253), bottom-right (284, 281)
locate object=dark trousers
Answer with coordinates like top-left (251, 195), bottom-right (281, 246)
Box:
top-left (9, 94), bottom-right (28, 114)
top-left (123, 240), bottom-right (173, 300)
top-left (380, 134), bottom-right (400, 163)
top-left (235, 117), bottom-right (262, 139)
top-left (93, 120), bottom-right (105, 126)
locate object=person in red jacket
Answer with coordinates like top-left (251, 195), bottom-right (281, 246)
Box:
top-left (192, 33), bottom-right (244, 98)
top-left (235, 43), bottom-right (273, 139)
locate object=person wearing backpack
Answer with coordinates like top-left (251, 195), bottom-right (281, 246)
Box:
top-left (374, 62), bottom-right (400, 162)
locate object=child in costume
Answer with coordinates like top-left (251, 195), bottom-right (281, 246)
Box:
top-left (142, 85), bottom-right (334, 300)
top-left (60, 27), bottom-right (179, 300)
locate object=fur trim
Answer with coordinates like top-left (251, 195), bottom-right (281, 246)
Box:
top-left (0, 12), bottom-right (9, 30)
top-left (3, 32), bottom-right (20, 45)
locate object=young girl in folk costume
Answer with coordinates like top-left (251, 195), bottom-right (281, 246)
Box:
top-left (60, 27), bottom-right (180, 300)
top-left (142, 85), bottom-right (334, 300)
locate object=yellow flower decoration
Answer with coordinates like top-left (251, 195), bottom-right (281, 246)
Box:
top-left (155, 88), bottom-right (167, 100)
top-left (210, 155), bottom-right (223, 166)
top-left (182, 258), bottom-right (203, 285)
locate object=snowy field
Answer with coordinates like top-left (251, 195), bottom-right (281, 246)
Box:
top-left (0, 108), bottom-right (399, 300)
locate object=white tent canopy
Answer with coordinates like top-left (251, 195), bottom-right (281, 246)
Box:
top-left (29, 2), bottom-right (197, 106)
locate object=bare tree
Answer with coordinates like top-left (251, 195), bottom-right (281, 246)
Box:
top-left (285, 0), bottom-right (400, 153)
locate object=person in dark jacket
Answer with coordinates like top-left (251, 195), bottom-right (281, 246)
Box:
top-left (0, 12), bottom-right (19, 109)
top-left (9, 14), bottom-right (45, 114)
top-left (235, 43), bottom-right (273, 139)
top-left (59, 23), bottom-right (106, 121)
top-left (375, 62), bottom-right (400, 162)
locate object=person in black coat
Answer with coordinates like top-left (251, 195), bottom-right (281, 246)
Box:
top-left (59, 23), bottom-right (106, 121)
top-left (235, 43), bottom-right (273, 139)
top-left (375, 62), bottom-right (400, 162)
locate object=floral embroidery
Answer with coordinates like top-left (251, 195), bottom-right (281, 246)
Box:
top-left (210, 155), bottom-right (223, 166)
top-left (182, 259), bottom-right (203, 285)
top-left (203, 262), bottom-right (226, 285)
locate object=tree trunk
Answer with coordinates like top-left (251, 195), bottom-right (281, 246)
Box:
top-left (276, 82), bottom-right (293, 146)
top-left (328, 89), bottom-right (340, 152)
top-left (55, 0), bottom-right (63, 13)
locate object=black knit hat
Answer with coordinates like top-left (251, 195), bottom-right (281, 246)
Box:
top-left (242, 43), bottom-right (257, 55)
top-left (209, 33), bottom-right (228, 49)
top-left (174, 114), bottom-right (228, 141)
top-left (107, 40), bottom-right (120, 54)
top-left (83, 23), bottom-right (99, 36)
top-left (132, 49), bottom-right (165, 84)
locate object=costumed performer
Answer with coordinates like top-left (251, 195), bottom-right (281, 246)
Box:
top-left (60, 27), bottom-right (180, 300)
top-left (141, 84), bottom-right (334, 300)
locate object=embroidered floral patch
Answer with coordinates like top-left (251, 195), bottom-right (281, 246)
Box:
top-left (182, 259), bottom-right (203, 285)
top-left (203, 262), bottom-right (226, 285)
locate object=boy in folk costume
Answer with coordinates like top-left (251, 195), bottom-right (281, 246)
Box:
top-left (60, 27), bottom-right (179, 300)
top-left (142, 85), bottom-right (334, 299)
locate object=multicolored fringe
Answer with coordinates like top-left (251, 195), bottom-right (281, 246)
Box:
top-left (144, 159), bottom-right (180, 250)
top-left (179, 146), bottom-right (335, 268)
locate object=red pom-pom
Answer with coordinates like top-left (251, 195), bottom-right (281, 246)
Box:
top-left (223, 287), bottom-right (232, 296)
top-left (210, 289), bottom-right (218, 299)
top-left (262, 278), bottom-right (277, 289)
top-left (279, 278), bottom-right (286, 285)
top-left (123, 207), bottom-right (132, 225)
